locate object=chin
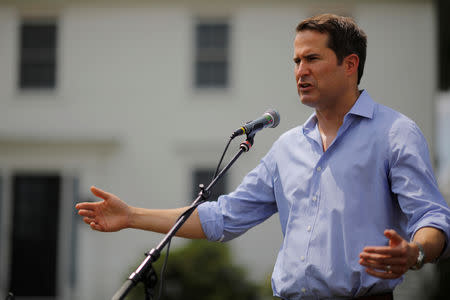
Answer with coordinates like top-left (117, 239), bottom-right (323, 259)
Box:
top-left (300, 95), bottom-right (318, 108)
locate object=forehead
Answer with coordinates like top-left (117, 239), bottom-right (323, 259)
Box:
top-left (294, 30), bottom-right (329, 55)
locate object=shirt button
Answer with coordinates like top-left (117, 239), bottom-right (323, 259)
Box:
top-left (307, 225), bottom-right (312, 232)
top-left (301, 288), bottom-right (306, 293)
top-left (316, 166), bottom-right (322, 171)
top-left (300, 256), bottom-right (305, 261)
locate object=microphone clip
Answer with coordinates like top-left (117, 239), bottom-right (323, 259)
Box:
top-left (240, 134), bottom-right (255, 152)
top-left (197, 184), bottom-right (211, 201)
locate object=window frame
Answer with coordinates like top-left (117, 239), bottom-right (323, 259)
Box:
top-left (18, 18), bottom-right (58, 90)
top-left (194, 19), bottom-right (230, 89)
top-left (438, 0), bottom-right (450, 91)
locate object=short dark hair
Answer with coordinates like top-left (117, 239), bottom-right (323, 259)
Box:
top-left (296, 14), bottom-right (367, 85)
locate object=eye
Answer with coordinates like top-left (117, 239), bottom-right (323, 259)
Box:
top-left (293, 58), bottom-right (301, 65)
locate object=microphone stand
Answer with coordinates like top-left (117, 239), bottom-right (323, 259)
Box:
top-left (112, 134), bottom-right (255, 300)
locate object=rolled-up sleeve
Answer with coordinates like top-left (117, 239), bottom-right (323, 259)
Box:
top-left (197, 159), bottom-right (278, 242)
top-left (197, 200), bottom-right (225, 241)
top-left (389, 120), bottom-right (450, 258)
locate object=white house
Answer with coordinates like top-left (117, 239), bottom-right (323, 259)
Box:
top-left (437, 92), bottom-right (450, 199)
top-left (0, 0), bottom-right (442, 299)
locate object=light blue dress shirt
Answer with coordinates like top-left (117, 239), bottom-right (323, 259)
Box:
top-left (197, 90), bottom-right (450, 299)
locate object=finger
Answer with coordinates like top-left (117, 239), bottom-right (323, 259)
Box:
top-left (360, 254), bottom-right (407, 265)
top-left (360, 250), bottom-right (408, 261)
top-left (362, 246), bottom-right (407, 257)
top-left (384, 229), bottom-right (404, 244)
top-left (90, 222), bottom-right (104, 231)
top-left (75, 202), bottom-right (101, 210)
top-left (76, 201), bottom-right (102, 210)
top-left (364, 267), bottom-right (402, 279)
top-left (83, 217), bottom-right (95, 225)
top-left (83, 218), bottom-right (104, 231)
top-left (360, 250), bottom-right (390, 259)
top-left (90, 186), bottom-right (111, 201)
top-left (78, 209), bottom-right (96, 218)
top-left (359, 258), bottom-right (389, 271)
top-left (359, 259), bottom-right (408, 274)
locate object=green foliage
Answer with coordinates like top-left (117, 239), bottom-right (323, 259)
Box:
top-left (260, 272), bottom-right (277, 300)
top-left (124, 240), bottom-right (261, 300)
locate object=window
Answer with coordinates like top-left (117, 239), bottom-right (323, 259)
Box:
top-left (0, 171), bottom-right (78, 298)
top-left (19, 19), bottom-right (57, 89)
top-left (438, 0), bottom-right (450, 91)
top-left (191, 168), bottom-right (228, 202)
top-left (9, 174), bottom-right (60, 297)
top-left (195, 21), bottom-right (230, 88)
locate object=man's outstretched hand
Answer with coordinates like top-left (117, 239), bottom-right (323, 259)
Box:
top-left (359, 229), bottom-right (419, 279)
top-left (75, 186), bottom-right (132, 232)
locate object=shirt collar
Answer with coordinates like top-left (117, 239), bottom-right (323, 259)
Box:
top-left (303, 112), bottom-right (318, 133)
top-left (346, 89), bottom-right (375, 120)
top-left (302, 89), bottom-right (375, 135)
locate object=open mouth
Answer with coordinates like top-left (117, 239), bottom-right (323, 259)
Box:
top-left (299, 82), bottom-right (313, 89)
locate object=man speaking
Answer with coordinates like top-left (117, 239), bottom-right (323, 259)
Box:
top-left (76, 14), bottom-right (450, 299)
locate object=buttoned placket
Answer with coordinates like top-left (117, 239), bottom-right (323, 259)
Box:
top-left (300, 162), bottom-right (323, 298)
top-left (301, 114), bottom-right (357, 299)
top-left (298, 121), bottom-right (325, 298)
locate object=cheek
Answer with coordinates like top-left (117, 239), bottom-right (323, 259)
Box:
top-left (317, 66), bottom-right (341, 86)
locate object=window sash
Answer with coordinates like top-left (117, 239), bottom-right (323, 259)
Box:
top-left (195, 22), bottom-right (229, 88)
top-left (19, 21), bottom-right (57, 89)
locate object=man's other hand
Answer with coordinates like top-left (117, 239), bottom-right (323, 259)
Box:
top-left (359, 229), bottom-right (419, 279)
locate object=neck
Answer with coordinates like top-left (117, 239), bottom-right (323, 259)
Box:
top-left (316, 88), bottom-right (361, 151)
top-left (316, 88), bottom-right (361, 132)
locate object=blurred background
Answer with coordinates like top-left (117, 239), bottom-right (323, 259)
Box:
top-left (0, 0), bottom-right (449, 299)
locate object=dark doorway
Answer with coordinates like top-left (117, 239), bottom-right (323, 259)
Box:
top-left (9, 174), bottom-right (60, 298)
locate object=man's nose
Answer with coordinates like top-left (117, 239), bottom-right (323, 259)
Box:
top-left (296, 62), bottom-right (310, 78)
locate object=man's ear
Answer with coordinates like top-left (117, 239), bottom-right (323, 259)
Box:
top-left (344, 53), bottom-right (359, 78)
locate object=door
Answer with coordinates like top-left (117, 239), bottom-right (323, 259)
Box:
top-left (9, 174), bottom-right (60, 298)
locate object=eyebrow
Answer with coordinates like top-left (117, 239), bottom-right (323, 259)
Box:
top-left (293, 53), bottom-right (320, 61)
top-left (305, 53), bottom-right (320, 58)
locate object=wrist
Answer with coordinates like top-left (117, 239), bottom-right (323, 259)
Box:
top-left (410, 241), bottom-right (425, 270)
top-left (127, 205), bottom-right (138, 229)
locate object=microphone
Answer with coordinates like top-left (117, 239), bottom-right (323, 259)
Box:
top-left (231, 109), bottom-right (280, 138)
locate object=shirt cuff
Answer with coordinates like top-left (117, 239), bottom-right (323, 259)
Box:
top-left (197, 201), bottom-right (224, 242)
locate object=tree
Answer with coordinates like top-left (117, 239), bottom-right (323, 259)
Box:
top-left (125, 240), bottom-right (260, 300)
